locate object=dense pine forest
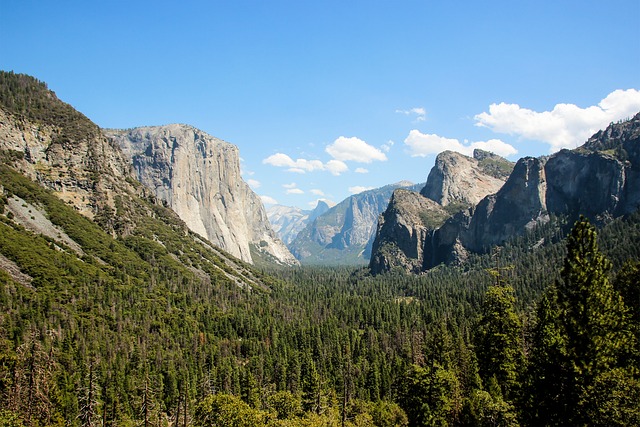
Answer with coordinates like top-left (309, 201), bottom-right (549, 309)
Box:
top-left (0, 72), bottom-right (639, 426)
top-left (1, 156), bottom-right (639, 426)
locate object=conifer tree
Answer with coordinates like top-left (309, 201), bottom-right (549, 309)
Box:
top-left (529, 218), bottom-right (637, 425)
top-left (473, 282), bottom-right (524, 402)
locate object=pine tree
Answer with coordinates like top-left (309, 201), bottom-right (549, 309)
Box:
top-left (473, 283), bottom-right (524, 402)
top-left (528, 218), bottom-right (637, 425)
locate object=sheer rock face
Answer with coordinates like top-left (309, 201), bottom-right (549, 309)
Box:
top-left (0, 108), bottom-right (134, 218)
top-left (371, 113), bottom-right (640, 274)
top-left (289, 182), bottom-right (421, 265)
top-left (106, 125), bottom-right (298, 266)
top-left (369, 150), bottom-right (512, 274)
top-left (421, 150), bottom-right (508, 207)
top-left (267, 201), bottom-right (331, 246)
top-left (369, 189), bottom-right (448, 274)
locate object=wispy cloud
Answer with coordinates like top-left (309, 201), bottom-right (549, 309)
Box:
top-left (311, 189), bottom-right (325, 196)
top-left (396, 107), bottom-right (427, 122)
top-left (260, 195), bottom-right (278, 205)
top-left (349, 186), bottom-right (375, 194)
top-left (247, 179), bottom-right (261, 189)
top-left (381, 140), bottom-right (395, 153)
top-left (474, 89), bottom-right (640, 152)
top-left (355, 167), bottom-right (369, 174)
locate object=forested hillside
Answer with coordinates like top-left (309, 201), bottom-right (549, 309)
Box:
top-left (1, 160), bottom-right (639, 425)
top-left (0, 72), bottom-right (639, 426)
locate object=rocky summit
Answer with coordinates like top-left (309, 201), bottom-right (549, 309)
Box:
top-left (370, 113), bottom-right (640, 274)
top-left (106, 125), bottom-right (298, 266)
top-left (289, 181), bottom-right (423, 265)
top-left (369, 150), bottom-right (514, 274)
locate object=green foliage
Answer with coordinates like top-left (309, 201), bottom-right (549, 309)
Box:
top-left (0, 137), bottom-right (640, 425)
top-left (527, 218), bottom-right (637, 425)
top-left (461, 389), bottom-right (519, 427)
top-left (473, 283), bottom-right (524, 400)
top-left (194, 393), bottom-right (269, 427)
top-left (0, 71), bottom-right (99, 144)
top-left (0, 410), bottom-right (24, 427)
top-left (397, 363), bottom-right (462, 426)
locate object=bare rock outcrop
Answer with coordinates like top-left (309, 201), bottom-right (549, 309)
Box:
top-left (421, 150), bottom-right (509, 207)
top-left (371, 113), bottom-right (640, 274)
top-left (369, 150), bottom-right (513, 274)
top-left (106, 125), bottom-right (298, 266)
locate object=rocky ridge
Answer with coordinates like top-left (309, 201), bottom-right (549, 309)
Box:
top-left (369, 150), bottom-right (513, 274)
top-left (370, 114), bottom-right (640, 274)
top-left (267, 200), bottom-right (331, 246)
top-left (290, 181), bottom-right (423, 265)
top-left (106, 125), bottom-right (298, 266)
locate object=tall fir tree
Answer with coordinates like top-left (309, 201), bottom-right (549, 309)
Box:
top-left (528, 218), bottom-right (638, 426)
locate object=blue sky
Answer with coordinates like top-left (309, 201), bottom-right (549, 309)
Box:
top-left (2, 1), bottom-right (639, 209)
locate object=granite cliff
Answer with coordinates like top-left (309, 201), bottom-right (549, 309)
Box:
top-left (369, 150), bottom-right (513, 274)
top-left (0, 71), bottom-right (296, 268)
top-left (370, 114), bottom-right (640, 274)
top-left (106, 125), bottom-right (298, 266)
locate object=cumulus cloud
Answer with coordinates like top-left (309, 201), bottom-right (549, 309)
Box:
top-left (311, 189), bottom-right (325, 196)
top-left (326, 136), bottom-right (388, 163)
top-left (263, 153), bottom-right (325, 173)
top-left (404, 130), bottom-right (518, 158)
top-left (474, 89), bottom-right (640, 152)
top-left (355, 167), bottom-right (369, 174)
top-left (263, 153), bottom-right (349, 175)
top-left (260, 195), bottom-right (278, 205)
top-left (349, 186), bottom-right (375, 194)
top-left (286, 188), bottom-right (304, 195)
top-left (396, 107), bottom-right (427, 122)
top-left (246, 179), bottom-right (261, 189)
top-left (283, 182), bottom-right (298, 189)
top-left (325, 159), bottom-right (349, 176)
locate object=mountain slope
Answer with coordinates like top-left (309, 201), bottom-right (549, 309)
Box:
top-left (370, 113), bottom-right (640, 274)
top-left (0, 71), bottom-right (294, 270)
top-left (267, 200), bottom-right (331, 245)
top-left (369, 150), bottom-right (514, 274)
top-left (289, 181), bottom-right (422, 265)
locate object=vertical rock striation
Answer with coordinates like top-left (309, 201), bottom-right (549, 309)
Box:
top-left (106, 125), bottom-right (298, 266)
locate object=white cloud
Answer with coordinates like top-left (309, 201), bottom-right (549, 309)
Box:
top-left (247, 179), bottom-right (261, 189)
top-left (286, 188), bottom-right (304, 195)
top-left (263, 153), bottom-right (348, 176)
top-left (404, 130), bottom-right (517, 158)
top-left (469, 139), bottom-right (518, 157)
top-left (396, 107), bottom-right (427, 122)
top-left (325, 159), bottom-right (349, 176)
top-left (349, 186), bottom-right (375, 194)
top-left (283, 182), bottom-right (297, 189)
top-left (381, 140), bottom-right (395, 153)
top-left (260, 195), bottom-right (278, 205)
top-left (404, 131), bottom-right (461, 157)
top-left (263, 153), bottom-right (325, 173)
top-left (474, 89), bottom-right (640, 152)
top-left (326, 136), bottom-right (388, 163)
top-left (355, 167), bottom-right (369, 174)
top-left (311, 189), bottom-right (325, 196)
